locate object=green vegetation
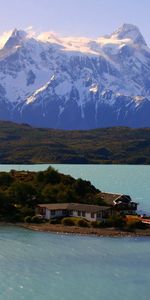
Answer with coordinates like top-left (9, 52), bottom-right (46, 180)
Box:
top-left (61, 218), bottom-right (75, 226)
top-left (105, 215), bottom-right (126, 228)
top-left (0, 167), bottom-right (102, 222)
top-left (0, 165), bottom-right (148, 230)
top-left (125, 219), bottom-right (146, 231)
top-left (29, 215), bottom-right (148, 231)
top-left (60, 216), bottom-right (147, 231)
top-left (77, 218), bottom-right (89, 227)
top-left (0, 121), bottom-right (149, 164)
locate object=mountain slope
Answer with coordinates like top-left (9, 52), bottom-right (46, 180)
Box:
top-left (0, 121), bottom-right (149, 164)
top-left (0, 24), bottom-right (150, 129)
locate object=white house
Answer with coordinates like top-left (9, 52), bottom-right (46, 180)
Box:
top-left (36, 203), bottom-right (112, 222)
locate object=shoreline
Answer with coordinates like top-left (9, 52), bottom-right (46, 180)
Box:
top-left (20, 223), bottom-right (150, 238)
top-left (1, 222), bottom-right (150, 237)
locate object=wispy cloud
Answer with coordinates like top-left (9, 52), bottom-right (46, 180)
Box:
top-left (25, 26), bottom-right (37, 38)
top-left (37, 31), bottom-right (60, 42)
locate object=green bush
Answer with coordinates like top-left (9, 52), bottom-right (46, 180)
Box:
top-left (77, 218), bottom-right (89, 227)
top-left (107, 215), bottom-right (126, 228)
top-left (126, 220), bottom-right (147, 231)
top-left (20, 207), bottom-right (34, 218)
top-left (91, 221), bottom-right (98, 228)
top-left (61, 218), bottom-right (75, 226)
top-left (49, 218), bottom-right (61, 224)
top-left (0, 172), bottom-right (14, 186)
top-left (31, 216), bottom-right (43, 224)
top-left (91, 221), bottom-right (105, 228)
top-left (24, 216), bottom-right (32, 223)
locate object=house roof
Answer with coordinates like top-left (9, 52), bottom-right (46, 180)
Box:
top-left (37, 203), bottom-right (111, 213)
top-left (99, 192), bottom-right (132, 205)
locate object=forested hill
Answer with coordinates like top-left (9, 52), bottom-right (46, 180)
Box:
top-left (0, 167), bottom-right (102, 222)
top-left (0, 121), bottom-right (149, 164)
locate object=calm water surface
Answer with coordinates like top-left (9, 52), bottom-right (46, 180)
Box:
top-left (0, 165), bottom-right (150, 299)
top-left (0, 226), bottom-right (150, 300)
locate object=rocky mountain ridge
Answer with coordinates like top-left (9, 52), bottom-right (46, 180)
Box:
top-left (0, 23), bottom-right (150, 129)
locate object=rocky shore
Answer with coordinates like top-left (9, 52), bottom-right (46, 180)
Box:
top-left (21, 223), bottom-right (150, 237)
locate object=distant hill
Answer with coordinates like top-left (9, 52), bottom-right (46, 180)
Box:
top-left (0, 121), bottom-right (149, 164)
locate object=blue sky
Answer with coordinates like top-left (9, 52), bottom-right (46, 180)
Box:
top-left (0, 0), bottom-right (149, 43)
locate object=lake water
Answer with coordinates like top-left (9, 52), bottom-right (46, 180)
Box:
top-left (0, 164), bottom-right (150, 213)
top-left (0, 165), bottom-right (150, 300)
top-left (0, 226), bottom-right (150, 300)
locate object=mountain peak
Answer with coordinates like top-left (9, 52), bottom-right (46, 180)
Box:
top-left (111, 23), bottom-right (147, 46)
top-left (4, 28), bottom-right (27, 49)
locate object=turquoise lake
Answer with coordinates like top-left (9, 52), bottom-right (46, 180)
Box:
top-left (0, 164), bottom-right (150, 300)
top-left (0, 226), bottom-right (150, 300)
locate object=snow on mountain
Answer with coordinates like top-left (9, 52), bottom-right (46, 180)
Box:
top-left (110, 23), bottom-right (147, 46)
top-left (0, 23), bottom-right (150, 129)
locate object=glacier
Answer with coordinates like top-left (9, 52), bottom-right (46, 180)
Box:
top-left (0, 24), bottom-right (150, 129)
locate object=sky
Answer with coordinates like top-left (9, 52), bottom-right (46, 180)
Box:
top-left (0, 0), bottom-right (149, 43)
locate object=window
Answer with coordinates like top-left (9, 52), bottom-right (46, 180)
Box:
top-left (51, 210), bottom-right (56, 216)
top-left (91, 213), bottom-right (95, 218)
top-left (82, 211), bottom-right (85, 217)
top-left (78, 211), bottom-right (81, 216)
top-left (62, 210), bottom-right (68, 216)
top-left (97, 212), bottom-right (102, 218)
top-left (39, 208), bottom-right (45, 215)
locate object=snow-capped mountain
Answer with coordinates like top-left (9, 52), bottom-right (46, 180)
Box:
top-left (0, 24), bottom-right (150, 129)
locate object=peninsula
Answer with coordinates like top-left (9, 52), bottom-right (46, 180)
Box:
top-left (0, 167), bottom-right (149, 236)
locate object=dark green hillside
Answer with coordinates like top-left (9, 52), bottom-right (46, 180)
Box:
top-left (0, 167), bottom-right (103, 221)
top-left (0, 121), bottom-right (149, 164)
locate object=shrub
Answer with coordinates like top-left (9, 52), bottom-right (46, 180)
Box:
top-left (5, 214), bottom-right (22, 223)
top-left (61, 218), bottom-right (75, 226)
top-left (20, 207), bottom-right (34, 218)
top-left (107, 215), bottom-right (126, 228)
top-left (91, 221), bottom-right (105, 228)
top-left (91, 221), bottom-right (98, 228)
top-left (126, 220), bottom-right (147, 231)
top-left (77, 218), bottom-right (89, 227)
top-left (0, 172), bottom-right (14, 186)
top-left (31, 216), bottom-right (43, 224)
top-left (24, 216), bottom-right (32, 223)
top-left (49, 218), bottom-right (61, 224)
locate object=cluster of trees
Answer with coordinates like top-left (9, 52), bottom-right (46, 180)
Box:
top-left (0, 167), bottom-right (102, 222)
top-left (0, 121), bottom-right (150, 164)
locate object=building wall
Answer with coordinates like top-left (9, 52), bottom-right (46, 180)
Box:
top-left (45, 209), bottom-right (50, 219)
top-left (45, 209), bottom-right (66, 220)
top-left (39, 208), bottom-right (112, 221)
top-left (71, 210), bottom-right (97, 221)
top-left (72, 210), bottom-right (112, 221)
top-left (120, 210), bottom-right (136, 215)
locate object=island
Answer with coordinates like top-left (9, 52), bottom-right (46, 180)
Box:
top-left (0, 166), bottom-right (150, 237)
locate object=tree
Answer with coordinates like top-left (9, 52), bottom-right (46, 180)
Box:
top-left (8, 182), bottom-right (37, 207)
top-left (45, 167), bottom-right (61, 184)
top-left (0, 189), bottom-right (17, 219)
top-left (0, 172), bottom-right (14, 187)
